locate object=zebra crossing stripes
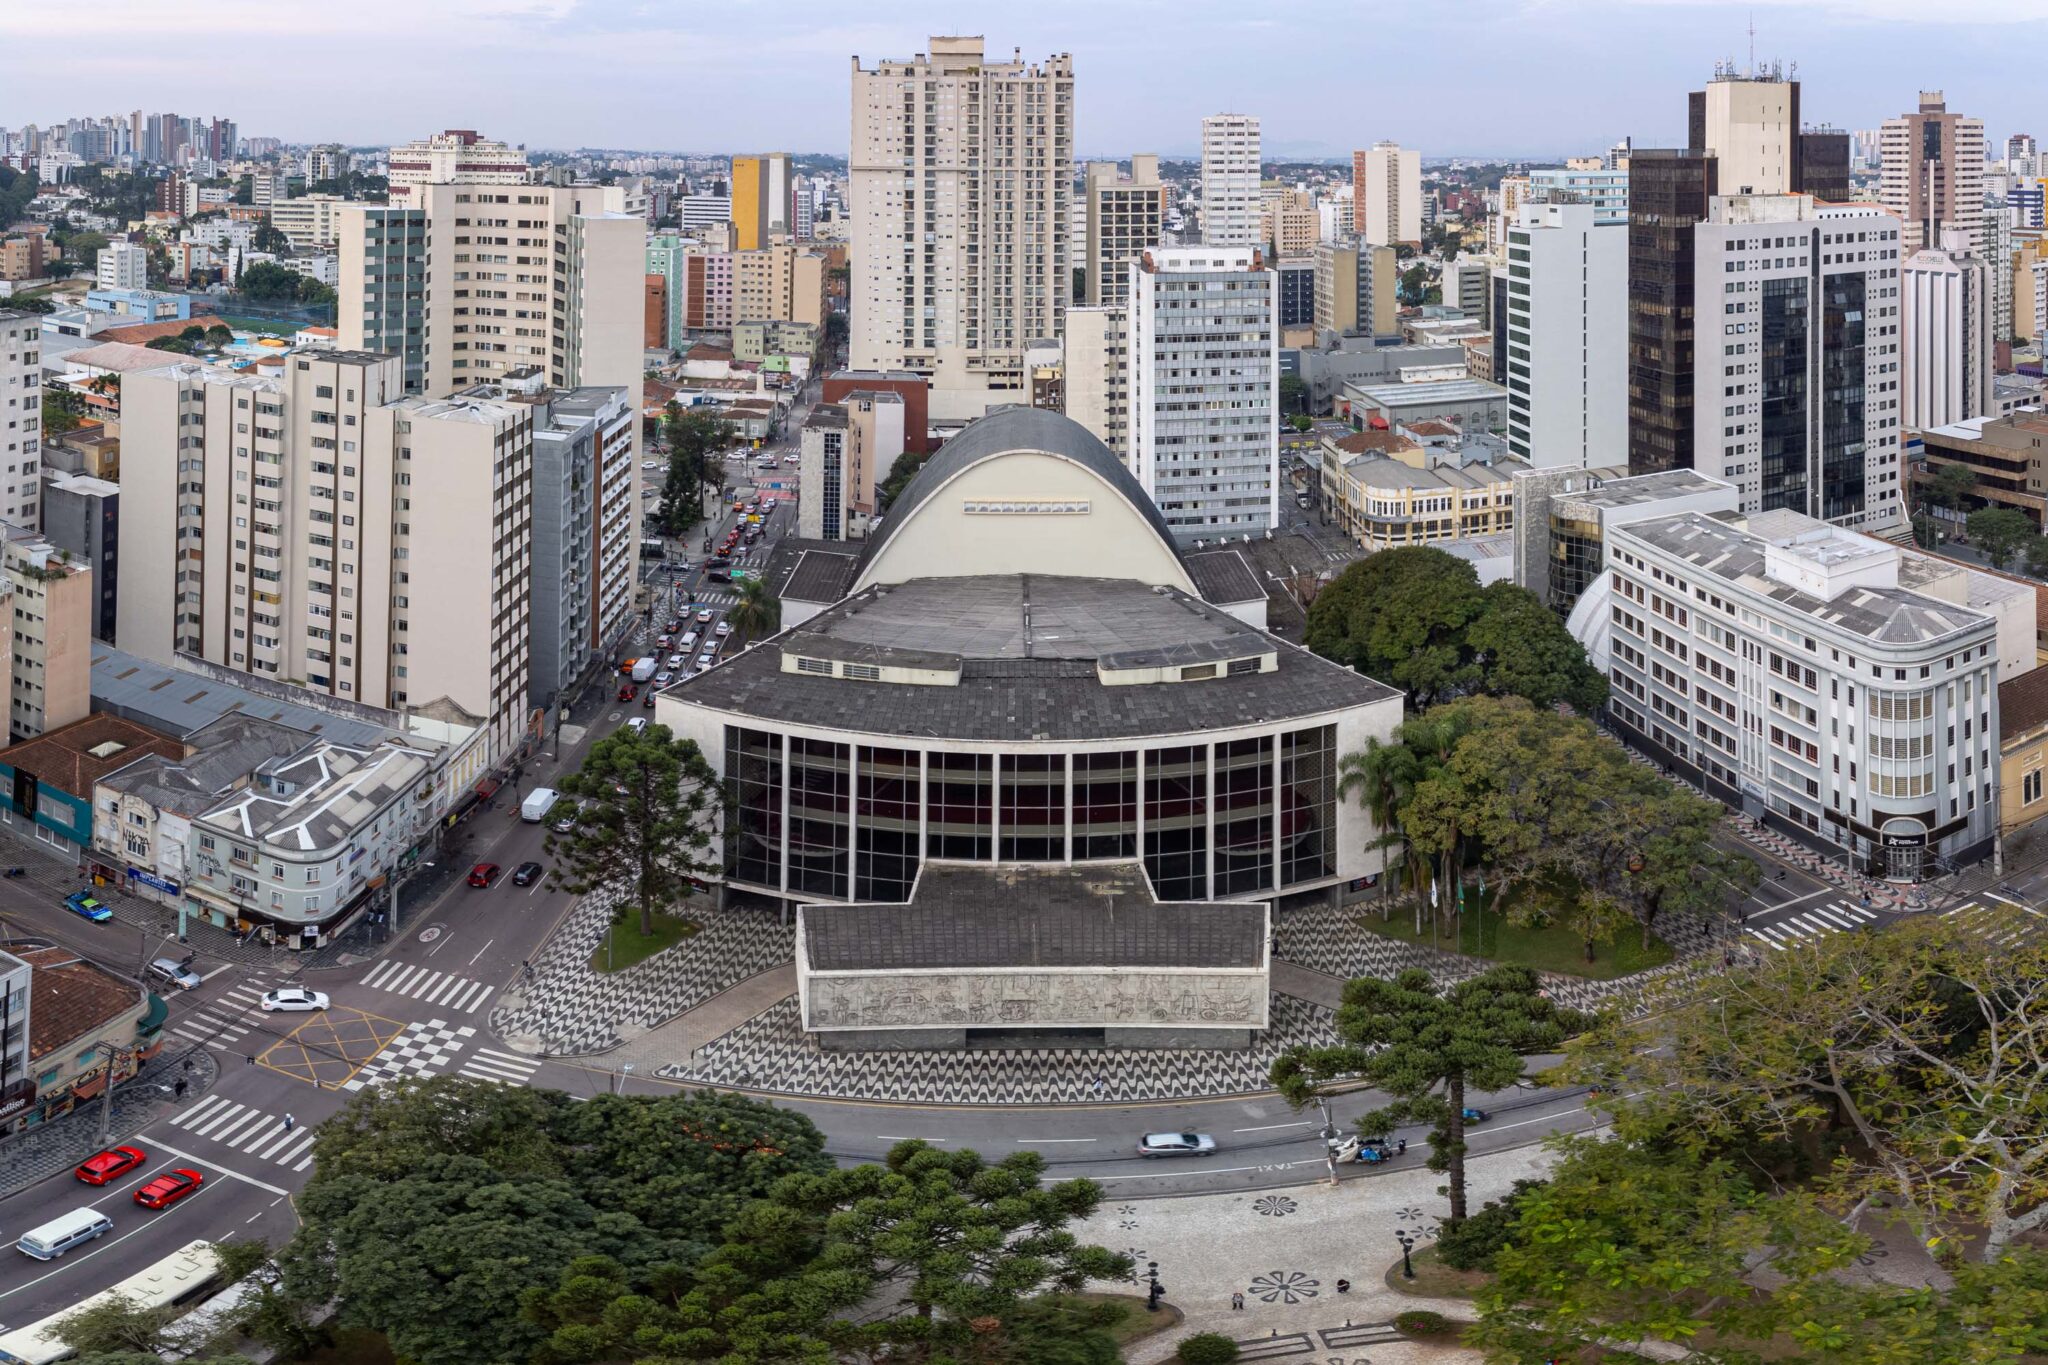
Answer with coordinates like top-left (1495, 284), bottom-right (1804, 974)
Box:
top-left (168, 978), bottom-right (275, 1048)
top-left (1745, 900), bottom-right (1879, 949)
top-left (459, 1046), bottom-right (543, 1086)
top-left (165, 1094), bottom-right (320, 1171)
top-left (1943, 899), bottom-right (2045, 947)
top-left (359, 959), bottom-right (495, 1013)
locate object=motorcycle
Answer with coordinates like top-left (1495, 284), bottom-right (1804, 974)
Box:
top-left (1328, 1135), bottom-right (1407, 1165)
top-left (1461, 1108), bottom-right (1492, 1125)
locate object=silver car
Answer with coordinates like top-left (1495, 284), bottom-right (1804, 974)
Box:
top-left (1137, 1132), bottom-right (1217, 1158)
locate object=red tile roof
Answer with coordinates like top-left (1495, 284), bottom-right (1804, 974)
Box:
top-left (18, 948), bottom-right (144, 1062)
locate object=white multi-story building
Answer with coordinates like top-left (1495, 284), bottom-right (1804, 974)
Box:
top-left (1062, 304), bottom-right (1131, 464)
top-left (1504, 201), bottom-right (1627, 469)
top-left (1901, 227), bottom-right (1992, 432)
top-left (384, 129), bottom-right (529, 204)
top-left (1128, 246), bottom-right (1278, 537)
top-left (848, 35), bottom-right (1073, 423)
top-left (1354, 140), bottom-right (1421, 247)
top-left (1880, 92), bottom-right (1987, 253)
top-left (0, 311), bottom-right (39, 529)
top-left (119, 352), bottom-right (536, 764)
top-left (1200, 115), bottom-right (1261, 248)
top-left (268, 194), bottom-right (349, 251)
top-left (1085, 156), bottom-right (1164, 308)
top-left (1689, 194), bottom-right (1906, 532)
top-left (1528, 167), bottom-right (1629, 224)
top-left (1588, 509), bottom-right (2000, 880)
top-left (95, 241), bottom-right (146, 291)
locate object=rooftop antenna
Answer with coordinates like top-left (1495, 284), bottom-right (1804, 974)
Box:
top-left (1748, 11), bottom-right (1755, 76)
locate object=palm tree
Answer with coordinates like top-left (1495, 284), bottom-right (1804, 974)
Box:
top-left (1338, 738), bottom-right (1419, 918)
top-left (725, 576), bottom-right (781, 642)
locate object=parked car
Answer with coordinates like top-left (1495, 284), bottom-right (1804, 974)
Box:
top-left (260, 987), bottom-right (330, 1012)
top-left (551, 803), bottom-right (579, 834)
top-left (133, 1169), bottom-right (205, 1210)
top-left (1137, 1132), bottom-right (1217, 1158)
top-left (653, 671), bottom-right (673, 686)
top-left (511, 861), bottom-right (545, 887)
top-left (76, 1146), bottom-right (146, 1185)
top-left (63, 890), bottom-right (113, 923)
top-left (466, 863), bottom-right (501, 888)
top-left (626, 717), bottom-right (650, 734)
top-left (146, 957), bottom-right (202, 991)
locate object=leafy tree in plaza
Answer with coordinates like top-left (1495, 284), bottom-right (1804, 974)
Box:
top-left (1464, 580), bottom-right (1608, 713)
top-left (725, 575), bottom-right (781, 642)
top-left (1278, 371), bottom-right (1307, 414)
top-left (54, 1295), bottom-right (184, 1356)
top-left (1272, 964), bottom-right (1587, 1224)
top-left (1924, 458), bottom-right (1977, 513)
top-left (1304, 546), bottom-right (1487, 707)
top-left (279, 1078), bottom-right (829, 1365)
top-left (657, 402), bottom-right (730, 536)
top-left (1965, 505), bottom-right (2034, 571)
top-left (546, 721), bottom-right (722, 938)
top-left (2024, 534), bottom-right (2048, 579)
top-left (1563, 912), bottom-right (2048, 1264)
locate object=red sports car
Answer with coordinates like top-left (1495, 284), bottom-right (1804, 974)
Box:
top-left (133, 1168), bottom-right (205, 1210)
top-left (76, 1146), bottom-right (146, 1185)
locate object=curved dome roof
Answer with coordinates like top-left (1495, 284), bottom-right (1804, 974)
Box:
top-left (858, 406), bottom-right (1187, 577)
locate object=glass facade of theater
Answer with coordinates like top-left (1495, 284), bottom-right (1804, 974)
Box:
top-left (724, 724), bottom-right (1337, 902)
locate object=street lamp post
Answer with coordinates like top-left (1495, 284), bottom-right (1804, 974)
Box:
top-left (1144, 1261), bottom-right (1163, 1312)
top-left (1395, 1232), bottom-right (1416, 1281)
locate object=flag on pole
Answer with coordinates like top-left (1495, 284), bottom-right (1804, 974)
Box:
top-left (1430, 879), bottom-right (1439, 908)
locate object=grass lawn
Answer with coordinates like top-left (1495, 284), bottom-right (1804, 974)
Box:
top-left (1383, 1245), bottom-right (1491, 1299)
top-left (1040, 1291), bottom-right (1182, 1350)
top-left (589, 912), bottom-right (700, 973)
top-left (1356, 878), bottom-right (1674, 980)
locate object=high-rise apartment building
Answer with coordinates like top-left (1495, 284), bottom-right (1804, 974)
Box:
top-left (96, 241), bottom-right (146, 291)
top-left (384, 130), bottom-right (529, 204)
top-left (337, 181), bottom-right (645, 425)
top-left (1880, 91), bottom-right (1987, 253)
top-left (733, 242), bottom-right (827, 327)
top-left (731, 153), bottom-right (794, 251)
top-left (1488, 174), bottom-right (1531, 253)
top-left (849, 36), bottom-right (1074, 423)
top-left (646, 236), bottom-right (735, 345)
top-left (1129, 246), bottom-right (1278, 537)
top-left (1687, 195), bottom-right (1905, 528)
top-left (1199, 115), bottom-right (1261, 247)
top-left (1, 311), bottom-right (40, 530)
top-left (268, 195), bottom-right (350, 251)
top-left (1312, 240), bottom-right (1398, 340)
top-left (1901, 227), bottom-right (1992, 432)
top-left (1353, 141), bottom-right (1421, 246)
top-left (0, 525), bottom-right (92, 740)
top-left (1062, 304), bottom-right (1131, 463)
top-left (120, 354), bottom-right (536, 763)
top-left (1261, 189), bottom-right (1319, 258)
top-left (1084, 156), bottom-right (1163, 307)
top-left (1504, 202), bottom-right (1627, 469)
top-left (1689, 66), bottom-right (1799, 195)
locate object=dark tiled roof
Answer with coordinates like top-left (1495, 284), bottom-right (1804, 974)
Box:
top-left (2002, 667), bottom-right (2048, 740)
top-left (1184, 549), bottom-right (1266, 605)
top-left (783, 550), bottom-right (862, 604)
top-left (800, 861), bottom-right (1266, 970)
top-left (19, 948), bottom-right (143, 1061)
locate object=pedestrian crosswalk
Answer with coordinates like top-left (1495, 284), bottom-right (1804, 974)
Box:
top-left (164, 1094), bottom-right (319, 1171)
top-left (1744, 900), bottom-right (1880, 949)
top-left (168, 977), bottom-right (276, 1049)
top-left (1943, 898), bottom-right (2046, 947)
top-left (339, 1019), bottom-right (544, 1092)
top-left (359, 959), bottom-right (495, 1013)
top-left (459, 1045), bottom-right (544, 1086)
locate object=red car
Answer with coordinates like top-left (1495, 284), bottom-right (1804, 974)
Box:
top-left (467, 863), bottom-right (501, 888)
top-left (76, 1145), bottom-right (146, 1185)
top-left (133, 1169), bottom-right (204, 1210)
top-left (618, 682), bottom-right (637, 702)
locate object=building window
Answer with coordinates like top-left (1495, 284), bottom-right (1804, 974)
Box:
top-left (2027, 769), bottom-right (2043, 805)
top-left (928, 753), bottom-right (993, 861)
top-left (855, 747), bottom-right (920, 901)
top-left (1281, 725), bottom-right (1337, 887)
top-left (724, 727), bottom-right (782, 888)
top-left (787, 738), bottom-right (849, 899)
top-left (1144, 744), bottom-right (1208, 900)
top-left (999, 754), bottom-right (1064, 861)
top-left (1215, 736), bottom-right (1275, 896)
top-left (1073, 751), bottom-right (1138, 860)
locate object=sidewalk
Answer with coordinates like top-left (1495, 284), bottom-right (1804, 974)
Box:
top-left (1080, 1145), bottom-right (1554, 1364)
top-left (598, 962), bottom-right (794, 1072)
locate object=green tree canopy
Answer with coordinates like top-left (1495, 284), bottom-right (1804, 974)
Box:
top-left (1965, 505), bottom-right (2034, 572)
top-left (546, 722), bottom-right (722, 937)
top-left (877, 448), bottom-right (933, 513)
top-left (1272, 964), bottom-right (1587, 1223)
top-left (657, 404), bottom-right (732, 536)
top-left (726, 575), bottom-right (781, 641)
top-left (1925, 459), bottom-right (1977, 513)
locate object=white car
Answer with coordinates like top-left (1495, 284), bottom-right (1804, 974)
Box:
top-left (642, 459), bottom-right (661, 470)
top-left (666, 653), bottom-right (685, 669)
top-left (714, 621), bottom-right (731, 637)
top-left (654, 670), bottom-right (674, 686)
top-left (696, 652), bottom-right (716, 670)
top-left (695, 608), bottom-right (713, 624)
top-left (260, 987), bottom-right (330, 1013)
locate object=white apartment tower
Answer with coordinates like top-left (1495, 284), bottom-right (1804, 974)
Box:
top-left (96, 240), bottom-right (147, 291)
top-left (0, 311), bottom-right (39, 529)
top-left (1900, 227), bottom-right (1992, 432)
top-left (1062, 304), bottom-right (1131, 463)
top-left (385, 130), bottom-right (531, 204)
top-left (1689, 195), bottom-right (1906, 532)
top-left (1129, 246), bottom-right (1279, 537)
top-left (848, 36), bottom-right (1074, 423)
top-left (1199, 115), bottom-right (1261, 247)
top-left (1880, 92), bottom-right (1987, 253)
top-left (119, 354), bottom-right (536, 763)
top-left (1354, 141), bottom-right (1421, 247)
top-left (1504, 201), bottom-right (1627, 468)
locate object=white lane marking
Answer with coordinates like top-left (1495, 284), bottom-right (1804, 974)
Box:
top-left (384, 965), bottom-right (423, 994)
top-left (230, 1118), bottom-right (282, 1151)
top-left (453, 982), bottom-right (494, 1013)
top-left (251, 1124), bottom-right (303, 1160)
top-left (423, 975), bottom-right (459, 1005)
top-left (876, 1135), bottom-right (948, 1142)
top-left (210, 1110), bottom-right (263, 1144)
top-left (0, 1181), bottom-right (225, 1303)
top-left (273, 1132), bottom-right (317, 1166)
top-left (466, 938), bottom-right (495, 966)
top-left (1018, 1138), bottom-right (1096, 1144)
top-left (1234, 1121), bottom-right (1313, 1133)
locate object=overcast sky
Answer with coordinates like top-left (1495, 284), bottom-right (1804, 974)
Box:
top-left (5, 0), bottom-right (2046, 160)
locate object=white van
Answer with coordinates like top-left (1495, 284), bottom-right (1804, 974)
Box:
top-left (19, 1208), bottom-right (113, 1259)
top-left (520, 787), bottom-right (561, 823)
top-left (678, 631), bottom-right (699, 652)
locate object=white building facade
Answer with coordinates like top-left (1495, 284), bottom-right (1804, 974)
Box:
top-left (1900, 228), bottom-right (1992, 432)
top-left (1356, 141), bottom-right (1421, 247)
top-left (1504, 201), bottom-right (1627, 469)
top-left (1128, 247), bottom-right (1279, 537)
top-left (0, 312), bottom-right (38, 530)
top-left (1199, 115), bottom-right (1261, 248)
top-left (95, 241), bottom-right (146, 291)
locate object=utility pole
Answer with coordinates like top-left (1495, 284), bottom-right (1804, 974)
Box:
top-left (94, 1040), bottom-right (120, 1144)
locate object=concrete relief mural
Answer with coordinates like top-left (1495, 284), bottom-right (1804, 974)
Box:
top-left (804, 970), bottom-right (1268, 1031)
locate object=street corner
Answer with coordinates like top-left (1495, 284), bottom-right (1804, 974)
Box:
top-left (257, 1005), bottom-right (408, 1088)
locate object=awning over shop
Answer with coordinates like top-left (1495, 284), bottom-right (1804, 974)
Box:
top-left (137, 993), bottom-right (169, 1036)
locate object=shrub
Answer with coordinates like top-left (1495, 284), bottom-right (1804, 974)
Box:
top-left (1394, 1309), bottom-right (1449, 1335)
top-left (1435, 1177), bottom-right (1548, 1271)
top-left (1177, 1331), bottom-right (1241, 1364)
